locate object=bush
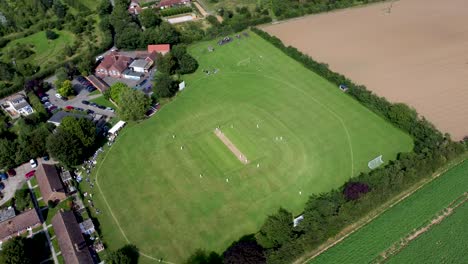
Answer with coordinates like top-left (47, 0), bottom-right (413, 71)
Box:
top-left (45, 30), bottom-right (58, 40)
top-left (13, 189), bottom-right (32, 212)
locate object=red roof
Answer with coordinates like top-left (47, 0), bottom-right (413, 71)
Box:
top-left (147, 44), bottom-right (171, 54)
top-left (96, 51), bottom-right (132, 73)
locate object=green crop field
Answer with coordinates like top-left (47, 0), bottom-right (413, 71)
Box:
top-left (92, 31), bottom-right (412, 262)
top-left (387, 202), bottom-right (468, 264)
top-left (1, 30), bottom-right (75, 66)
top-left (310, 160), bottom-right (468, 264)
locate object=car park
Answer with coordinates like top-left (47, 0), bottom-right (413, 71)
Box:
top-left (25, 170), bottom-right (35, 179)
top-left (82, 100), bottom-right (90, 105)
top-left (30, 159), bottom-right (37, 168)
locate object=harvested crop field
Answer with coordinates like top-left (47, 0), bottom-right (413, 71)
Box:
top-left (263, 0), bottom-right (468, 140)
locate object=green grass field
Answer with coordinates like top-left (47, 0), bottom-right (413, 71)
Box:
top-left (93, 31), bottom-right (412, 262)
top-left (310, 160), bottom-right (468, 264)
top-left (387, 202), bottom-right (468, 263)
top-left (90, 96), bottom-right (115, 109)
top-left (198, 0), bottom-right (260, 12)
top-left (1, 30), bottom-right (75, 66)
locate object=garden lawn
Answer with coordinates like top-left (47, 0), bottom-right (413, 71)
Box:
top-left (2, 30), bottom-right (75, 67)
top-left (93, 31), bottom-right (412, 262)
top-left (90, 96), bottom-right (115, 109)
top-left (310, 160), bottom-right (468, 263)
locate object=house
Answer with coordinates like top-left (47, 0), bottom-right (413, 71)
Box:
top-left (0, 209), bottom-right (41, 242)
top-left (0, 207), bottom-right (15, 223)
top-left (147, 44), bottom-right (171, 55)
top-left (79, 219), bottom-right (95, 235)
top-left (157, 0), bottom-right (191, 9)
top-left (52, 211), bottom-right (94, 264)
top-left (95, 52), bottom-right (133, 78)
top-left (1, 94), bottom-right (34, 118)
top-left (128, 0), bottom-right (142, 15)
top-left (35, 164), bottom-right (67, 203)
top-left (48, 111), bottom-right (93, 127)
top-left (86, 75), bottom-right (109, 93)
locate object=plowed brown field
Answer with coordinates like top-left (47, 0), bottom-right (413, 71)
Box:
top-left (263, 0), bottom-right (468, 140)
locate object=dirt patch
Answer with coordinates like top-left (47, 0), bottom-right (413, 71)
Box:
top-left (214, 128), bottom-right (249, 164)
top-left (263, 0), bottom-right (468, 140)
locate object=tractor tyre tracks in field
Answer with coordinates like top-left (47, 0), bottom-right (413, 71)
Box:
top-left (374, 192), bottom-right (468, 263)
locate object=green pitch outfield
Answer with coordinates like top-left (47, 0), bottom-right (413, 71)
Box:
top-left (92, 31), bottom-right (413, 262)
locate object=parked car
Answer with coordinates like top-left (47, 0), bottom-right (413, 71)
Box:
top-left (90, 102), bottom-right (98, 107)
top-left (96, 105), bottom-right (106, 110)
top-left (55, 93), bottom-right (63, 99)
top-left (86, 109), bottom-right (94, 114)
top-left (82, 100), bottom-right (90, 105)
top-left (75, 107), bottom-right (84, 111)
top-left (44, 102), bottom-right (52, 108)
top-left (0, 173), bottom-right (8, 181)
top-left (43, 156), bottom-right (49, 161)
top-left (87, 86), bottom-right (96, 92)
top-left (0, 182), bottom-right (4, 191)
top-left (48, 106), bottom-right (57, 112)
top-left (7, 169), bottom-right (16, 177)
top-left (40, 96), bottom-right (49, 102)
top-left (25, 170), bottom-right (35, 179)
top-left (65, 106), bottom-right (74, 110)
top-left (30, 159), bottom-right (37, 168)
top-left (105, 107), bottom-right (115, 112)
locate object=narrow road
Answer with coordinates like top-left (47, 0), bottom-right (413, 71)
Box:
top-left (28, 180), bottom-right (59, 264)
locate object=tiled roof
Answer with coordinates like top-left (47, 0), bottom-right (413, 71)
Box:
top-left (35, 164), bottom-right (66, 202)
top-left (0, 209), bottom-right (41, 241)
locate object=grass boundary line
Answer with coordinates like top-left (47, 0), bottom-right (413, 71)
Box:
top-left (295, 156), bottom-right (468, 264)
top-left (94, 127), bottom-right (176, 264)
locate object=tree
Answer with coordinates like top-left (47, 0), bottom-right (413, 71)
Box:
top-left (139, 9), bottom-right (161, 28)
top-left (0, 237), bottom-right (32, 264)
top-left (156, 53), bottom-right (176, 75)
top-left (45, 29), bottom-right (58, 40)
top-left (53, 0), bottom-right (68, 19)
top-left (223, 240), bottom-right (266, 264)
top-left (98, 0), bottom-right (113, 15)
top-left (107, 245), bottom-right (139, 264)
top-left (55, 67), bottom-right (69, 85)
top-left (60, 116), bottom-right (96, 148)
top-left (57, 80), bottom-right (74, 97)
top-left (343, 182), bottom-right (370, 201)
top-left (118, 87), bottom-right (151, 121)
top-left (109, 82), bottom-right (128, 103)
top-left (13, 188), bottom-right (32, 212)
top-left (154, 73), bottom-right (177, 98)
top-left (46, 130), bottom-right (84, 167)
top-left (256, 208), bottom-right (293, 249)
top-left (0, 139), bottom-right (17, 169)
top-left (185, 249), bottom-right (222, 264)
top-left (178, 53), bottom-right (198, 74)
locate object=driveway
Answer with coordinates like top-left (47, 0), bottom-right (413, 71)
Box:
top-left (46, 81), bottom-right (116, 118)
top-left (0, 158), bottom-right (59, 207)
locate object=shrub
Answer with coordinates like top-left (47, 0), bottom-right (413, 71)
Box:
top-left (45, 30), bottom-right (58, 40)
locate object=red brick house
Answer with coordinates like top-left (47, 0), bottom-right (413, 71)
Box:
top-left (36, 164), bottom-right (67, 203)
top-left (95, 52), bottom-right (133, 78)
